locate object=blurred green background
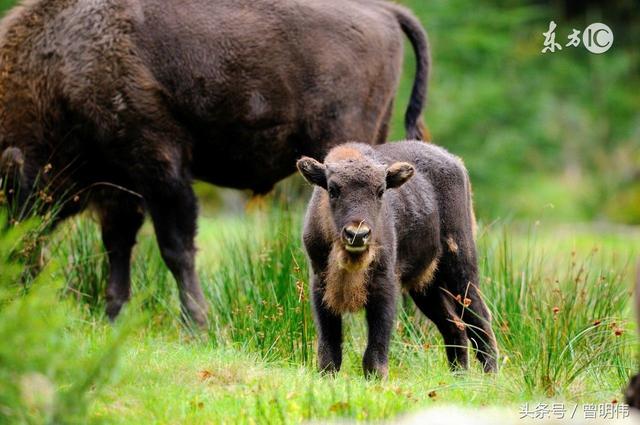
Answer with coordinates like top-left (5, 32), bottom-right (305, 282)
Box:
top-left (1, 0), bottom-right (638, 223)
top-left (390, 0), bottom-right (639, 224)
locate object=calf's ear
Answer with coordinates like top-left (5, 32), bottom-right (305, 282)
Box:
top-left (386, 162), bottom-right (414, 189)
top-left (297, 156), bottom-right (327, 189)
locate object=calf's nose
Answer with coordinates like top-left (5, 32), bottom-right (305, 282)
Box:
top-left (342, 224), bottom-right (371, 248)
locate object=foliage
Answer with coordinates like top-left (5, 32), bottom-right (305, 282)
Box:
top-left (394, 0), bottom-right (640, 223)
top-left (0, 214), bottom-right (130, 424)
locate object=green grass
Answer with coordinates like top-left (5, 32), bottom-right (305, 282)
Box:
top-left (2, 200), bottom-right (631, 424)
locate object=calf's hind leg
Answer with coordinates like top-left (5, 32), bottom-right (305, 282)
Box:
top-left (438, 244), bottom-right (498, 373)
top-left (410, 283), bottom-right (469, 370)
top-left (460, 284), bottom-right (498, 372)
top-left (97, 192), bottom-right (145, 320)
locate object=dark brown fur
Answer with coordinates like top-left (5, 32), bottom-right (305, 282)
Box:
top-left (0, 0), bottom-right (430, 325)
top-left (298, 142), bottom-right (498, 377)
top-left (625, 262), bottom-right (640, 408)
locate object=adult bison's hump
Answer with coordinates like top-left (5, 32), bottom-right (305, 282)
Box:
top-left (130, 0), bottom-right (404, 193)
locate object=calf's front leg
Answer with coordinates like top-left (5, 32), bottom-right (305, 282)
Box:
top-left (311, 273), bottom-right (343, 374)
top-left (363, 270), bottom-right (397, 379)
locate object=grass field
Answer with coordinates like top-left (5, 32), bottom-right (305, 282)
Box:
top-left (3, 198), bottom-right (638, 424)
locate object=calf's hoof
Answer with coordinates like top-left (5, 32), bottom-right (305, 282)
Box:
top-left (181, 309), bottom-right (209, 330)
top-left (482, 358), bottom-right (498, 373)
top-left (180, 301), bottom-right (209, 330)
top-left (363, 362), bottom-right (388, 380)
top-left (318, 360), bottom-right (341, 376)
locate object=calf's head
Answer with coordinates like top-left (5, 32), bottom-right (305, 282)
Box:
top-left (297, 148), bottom-right (414, 255)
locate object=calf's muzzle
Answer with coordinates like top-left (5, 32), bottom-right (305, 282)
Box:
top-left (342, 222), bottom-right (371, 253)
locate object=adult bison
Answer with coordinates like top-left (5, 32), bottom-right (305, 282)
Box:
top-left (0, 0), bottom-right (429, 326)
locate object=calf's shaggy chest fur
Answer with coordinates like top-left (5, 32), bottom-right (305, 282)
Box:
top-left (298, 141), bottom-right (498, 377)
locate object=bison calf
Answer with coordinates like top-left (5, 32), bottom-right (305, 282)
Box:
top-left (297, 141), bottom-right (498, 377)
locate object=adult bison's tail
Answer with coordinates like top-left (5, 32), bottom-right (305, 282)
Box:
top-left (390, 4), bottom-right (430, 141)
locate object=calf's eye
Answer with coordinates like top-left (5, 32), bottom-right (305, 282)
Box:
top-left (377, 187), bottom-right (384, 198)
top-left (328, 186), bottom-right (340, 199)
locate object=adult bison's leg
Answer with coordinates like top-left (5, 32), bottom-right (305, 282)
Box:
top-left (311, 273), bottom-right (343, 374)
top-left (362, 270), bottom-right (397, 379)
top-left (145, 179), bottom-right (209, 327)
top-left (410, 284), bottom-right (469, 370)
top-left (98, 193), bottom-right (145, 320)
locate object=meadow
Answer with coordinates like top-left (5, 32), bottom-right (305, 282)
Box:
top-left (1, 195), bottom-right (638, 424)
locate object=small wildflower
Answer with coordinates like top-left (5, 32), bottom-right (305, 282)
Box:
top-left (614, 327), bottom-right (624, 337)
top-left (295, 279), bottom-right (306, 302)
top-left (552, 306), bottom-right (560, 315)
top-left (198, 370), bottom-right (214, 381)
top-left (43, 163), bottom-right (52, 174)
top-left (593, 319), bottom-right (602, 326)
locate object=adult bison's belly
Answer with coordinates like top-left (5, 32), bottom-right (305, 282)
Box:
top-left (189, 122), bottom-right (302, 194)
top-left (130, 0), bottom-right (401, 192)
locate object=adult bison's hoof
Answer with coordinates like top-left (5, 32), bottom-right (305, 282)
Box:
top-left (105, 301), bottom-right (126, 322)
top-left (625, 373), bottom-right (640, 408)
